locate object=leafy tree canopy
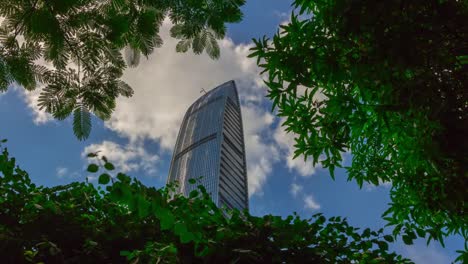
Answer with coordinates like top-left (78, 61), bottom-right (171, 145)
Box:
top-left (0, 140), bottom-right (413, 263)
top-left (0, 0), bottom-right (245, 139)
top-left (249, 0), bottom-right (467, 254)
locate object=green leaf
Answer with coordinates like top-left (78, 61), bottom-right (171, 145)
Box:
top-left (156, 207), bottom-right (175, 231)
top-left (408, 230), bottom-right (417, 240)
top-left (117, 80), bottom-right (133, 97)
top-left (383, 235), bottom-right (394, 242)
top-left (454, 250), bottom-right (467, 263)
top-left (188, 178), bottom-right (196, 184)
top-left (116, 173), bottom-right (131, 184)
top-left (416, 228), bottom-right (426, 238)
top-left (402, 235), bottom-right (413, 245)
top-left (378, 241), bottom-right (389, 251)
top-left (176, 40), bottom-right (191, 53)
top-left (73, 106), bottom-right (91, 140)
top-left (456, 55), bottom-right (468, 65)
top-left (192, 33), bottom-right (205, 54)
top-left (98, 173), bottom-right (111, 185)
top-left (189, 189), bottom-right (199, 198)
top-left (362, 228), bottom-right (371, 238)
top-left (205, 31), bottom-right (220, 59)
top-left (87, 164), bottom-right (99, 173)
top-left (170, 24), bottom-right (185, 38)
top-left (104, 163), bottom-right (115, 171)
top-left (174, 222), bottom-right (194, 243)
top-left (136, 195), bottom-right (150, 218)
top-left (329, 164), bottom-right (335, 180)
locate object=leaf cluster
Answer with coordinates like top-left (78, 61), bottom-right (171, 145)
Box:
top-left (0, 140), bottom-right (412, 263)
top-left (249, 0), bottom-right (467, 258)
top-left (0, 0), bottom-right (245, 139)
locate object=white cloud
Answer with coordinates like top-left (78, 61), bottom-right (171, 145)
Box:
top-left (304, 194), bottom-right (321, 210)
top-left (14, 85), bottom-right (53, 125)
top-left (273, 10), bottom-right (290, 21)
top-left (103, 19), bottom-right (278, 197)
top-left (86, 175), bottom-right (98, 182)
top-left (55, 166), bottom-right (80, 179)
top-left (290, 183), bottom-right (303, 197)
top-left (404, 244), bottom-right (451, 264)
top-left (82, 141), bottom-right (159, 176)
top-left (107, 18), bottom-right (265, 150)
top-left (56, 167), bottom-right (68, 178)
top-left (241, 103), bottom-right (279, 196)
top-left (364, 180), bottom-right (392, 192)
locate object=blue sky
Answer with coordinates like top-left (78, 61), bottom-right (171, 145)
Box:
top-left (0, 1), bottom-right (464, 263)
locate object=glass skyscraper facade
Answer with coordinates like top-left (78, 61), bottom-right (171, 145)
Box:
top-left (167, 80), bottom-right (249, 211)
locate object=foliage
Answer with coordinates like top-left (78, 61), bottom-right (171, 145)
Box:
top-left (0, 140), bottom-right (412, 263)
top-left (249, 0), bottom-right (467, 255)
top-left (0, 0), bottom-right (245, 139)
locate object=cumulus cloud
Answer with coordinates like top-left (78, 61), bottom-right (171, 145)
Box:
top-left (242, 103), bottom-right (279, 196)
top-left (290, 183), bottom-right (303, 197)
top-left (304, 194), bottom-right (321, 211)
top-left (14, 86), bottom-right (53, 125)
top-left (107, 18), bottom-right (265, 150)
top-left (104, 19), bottom-right (277, 196)
top-left (82, 141), bottom-right (159, 176)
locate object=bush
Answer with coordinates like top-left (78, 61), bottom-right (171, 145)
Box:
top-left (0, 140), bottom-right (410, 263)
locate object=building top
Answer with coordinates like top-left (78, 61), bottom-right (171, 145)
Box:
top-left (187, 80), bottom-right (239, 115)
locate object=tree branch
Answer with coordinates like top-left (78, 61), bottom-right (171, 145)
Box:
top-left (12, 0), bottom-right (40, 39)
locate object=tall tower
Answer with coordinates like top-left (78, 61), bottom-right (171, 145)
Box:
top-left (167, 80), bottom-right (249, 211)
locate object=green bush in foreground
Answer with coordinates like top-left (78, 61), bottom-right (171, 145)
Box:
top-left (0, 141), bottom-right (411, 263)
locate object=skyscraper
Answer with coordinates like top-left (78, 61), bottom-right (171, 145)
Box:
top-left (167, 80), bottom-right (249, 211)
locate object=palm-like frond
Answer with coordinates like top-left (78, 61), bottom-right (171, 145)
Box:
top-left (192, 33), bottom-right (205, 55)
top-left (0, 0), bottom-right (245, 140)
top-left (205, 30), bottom-right (220, 60)
top-left (176, 39), bottom-right (191, 53)
top-left (0, 58), bottom-right (14, 91)
top-left (117, 80), bottom-right (133, 97)
top-left (53, 99), bottom-right (75, 120)
top-left (73, 105), bottom-right (91, 141)
top-left (170, 24), bottom-right (185, 38)
top-left (38, 83), bottom-right (65, 113)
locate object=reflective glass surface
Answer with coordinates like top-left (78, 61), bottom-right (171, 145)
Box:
top-left (167, 80), bottom-right (248, 211)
